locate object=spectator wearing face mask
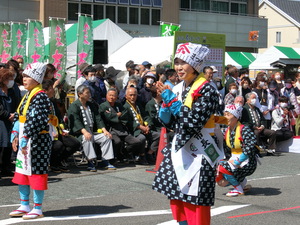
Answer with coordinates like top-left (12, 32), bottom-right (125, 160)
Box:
top-left (239, 77), bottom-right (252, 101)
top-left (273, 72), bottom-right (284, 93)
top-left (253, 75), bottom-right (272, 128)
top-left (271, 96), bottom-right (295, 143)
top-left (138, 71), bottom-right (157, 108)
top-left (0, 69), bottom-right (20, 177)
top-left (224, 83), bottom-right (238, 106)
top-left (82, 66), bottom-right (104, 105)
top-left (241, 92), bottom-right (276, 155)
top-left (268, 80), bottom-right (279, 110)
top-left (239, 68), bottom-right (249, 82)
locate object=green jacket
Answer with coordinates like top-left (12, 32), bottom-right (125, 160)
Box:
top-left (123, 101), bottom-right (152, 137)
top-left (99, 101), bottom-right (129, 135)
top-left (145, 98), bottom-right (162, 131)
top-left (67, 99), bottom-right (105, 138)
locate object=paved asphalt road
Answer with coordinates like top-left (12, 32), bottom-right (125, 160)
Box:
top-left (0, 151), bottom-right (299, 225)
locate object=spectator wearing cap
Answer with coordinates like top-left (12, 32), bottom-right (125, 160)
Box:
top-left (139, 61), bottom-right (152, 78)
top-left (75, 63), bottom-right (90, 100)
top-left (94, 64), bottom-right (107, 99)
top-left (164, 69), bottom-right (177, 89)
top-left (138, 71), bottom-right (157, 107)
top-left (210, 65), bottom-right (219, 78)
top-left (10, 62), bottom-right (52, 219)
top-left (104, 66), bottom-right (121, 92)
top-left (122, 60), bottom-right (134, 89)
top-left (82, 66), bottom-right (105, 105)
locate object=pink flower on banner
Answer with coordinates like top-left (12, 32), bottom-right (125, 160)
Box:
top-left (176, 43), bottom-right (190, 54)
top-left (16, 29), bottom-right (24, 48)
top-left (31, 50), bottom-right (41, 63)
top-left (55, 26), bottom-right (64, 47)
top-left (33, 28), bottom-right (42, 47)
top-left (78, 51), bottom-right (88, 65)
top-left (17, 40), bottom-right (24, 49)
top-left (54, 25), bottom-right (62, 37)
top-left (1, 29), bottom-right (9, 37)
top-left (0, 50), bottom-right (10, 63)
top-left (55, 37), bottom-right (64, 47)
top-left (3, 39), bottom-right (11, 48)
top-left (83, 23), bottom-right (90, 45)
top-left (52, 49), bottom-right (63, 64)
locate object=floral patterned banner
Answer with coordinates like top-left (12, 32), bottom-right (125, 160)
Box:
top-left (76, 15), bottom-right (93, 78)
top-left (27, 20), bottom-right (45, 63)
top-left (49, 18), bottom-right (67, 80)
top-left (0, 23), bottom-right (11, 63)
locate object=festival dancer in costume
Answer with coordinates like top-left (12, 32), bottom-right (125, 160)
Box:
top-left (9, 62), bottom-right (52, 220)
top-left (216, 104), bottom-right (257, 197)
top-left (153, 43), bottom-right (223, 225)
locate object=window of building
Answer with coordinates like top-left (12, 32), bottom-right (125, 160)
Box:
top-left (212, 1), bottom-right (229, 13)
top-left (192, 0), bottom-right (209, 11)
top-left (152, 0), bottom-right (162, 7)
top-left (95, 0), bottom-right (106, 2)
top-left (94, 5), bottom-right (104, 20)
top-left (107, 0), bottom-right (117, 4)
top-left (141, 8), bottom-right (150, 24)
top-left (231, 3), bottom-right (238, 15)
top-left (68, 3), bottom-right (79, 21)
top-left (119, 0), bottom-right (129, 5)
top-left (118, 6), bottom-right (128, 23)
top-left (81, 4), bottom-right (92, 14)
top-left (276, 32), bottom-right (281, 43)
top-left (142, 0), bottom-right (151, 6)
top-left (130, 0), bottom-right (141, 6)
top-left (129, 7), bottom-right (139, 24)
top-left (180, 0), bottom-right (190, 10)
top-left (239, 3), bottom-right (247, 15)
top-left (151, 8), bottom-right (160, 25)
top-left (106, 5), bottom-right (116, 22)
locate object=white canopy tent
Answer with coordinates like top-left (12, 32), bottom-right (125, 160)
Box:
top-left (249, 46), bottom-right (300, 70)
top-left (108, 36), bottom-right (175, 70)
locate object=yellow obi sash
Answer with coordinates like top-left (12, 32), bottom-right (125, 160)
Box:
top-left (17, 84), bottom-right (51, 134)
top-left (184, 74), bottom-right (227, 135)
top-left (225, 122), bottom-right (244, 155)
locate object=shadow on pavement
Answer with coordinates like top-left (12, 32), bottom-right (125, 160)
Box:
top-left (246, 187), bottom-right (281, 196)
top-left (45, 204), bottom-right (132, 217)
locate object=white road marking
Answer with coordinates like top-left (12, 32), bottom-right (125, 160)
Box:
top-left (0, 210), bottom-right (172, 224)
top-left (0, 204), bottom-right (19, 208)
top-left (0, 205), bottom-right (250, 224)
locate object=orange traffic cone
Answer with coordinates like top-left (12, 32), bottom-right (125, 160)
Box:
top-left (146, 127), bottom-right (167, 173)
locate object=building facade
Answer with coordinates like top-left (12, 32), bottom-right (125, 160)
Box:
top-left (259, 0), bottom-right (300, 53)
top-left (0, 0), bottom-right (267, 52)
